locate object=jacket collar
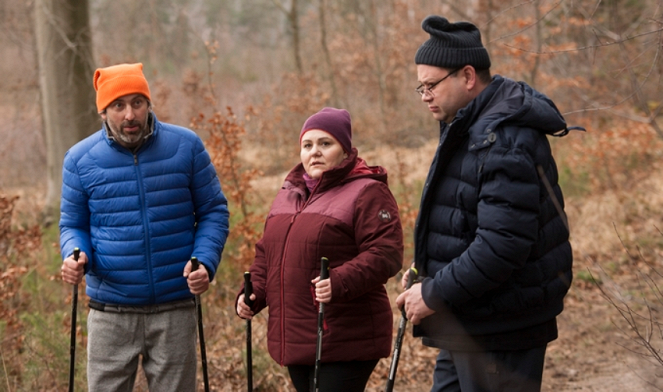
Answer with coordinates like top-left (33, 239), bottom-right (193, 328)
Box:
top-left (284, 148), bottom-right (388, 195)
top-left (103, 112), bottom-right (157, 152)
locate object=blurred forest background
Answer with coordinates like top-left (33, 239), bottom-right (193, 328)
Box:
top-left (2, 0), bottom-right (663, 391)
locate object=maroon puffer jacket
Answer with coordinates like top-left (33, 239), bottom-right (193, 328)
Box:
top-left (240, 149), bottom-right (403, 366)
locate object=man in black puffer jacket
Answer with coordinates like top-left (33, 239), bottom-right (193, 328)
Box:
top-left (396, 15), bottom-right (579, 392)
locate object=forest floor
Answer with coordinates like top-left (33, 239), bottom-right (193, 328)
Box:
top-left (6, 146), bottom-right (663, 391)
top-left (540, 282), bottom-right (663, 392)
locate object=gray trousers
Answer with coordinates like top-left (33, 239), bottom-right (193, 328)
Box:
top-left (431, 346), bottom-right (547, 392)
top-left (87, 301), bottom-right (198, 392)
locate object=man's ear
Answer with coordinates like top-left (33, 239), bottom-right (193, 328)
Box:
top-left (462, 66), bottom-right (477, 90)
top-left (99, 110), bottom-right (107, 121)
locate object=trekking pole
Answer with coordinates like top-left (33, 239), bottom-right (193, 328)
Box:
top-left (244, 271), bottom-right (254, 392)
top-left (385, 267), bottom-right (418, 392)
top-left (68, 247), bottom-right (80, 392)
top-left (191, 257), bottom-right (210, 392)
top-left (314, 256), bottom-right (330, 392)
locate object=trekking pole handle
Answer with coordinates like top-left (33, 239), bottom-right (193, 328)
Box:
top-left (385, 267), bottom-right (419, 392)
top-left (190, 256), bottom-right (210, 392)
top-left (244, 271), bottom-right (254, 392)
top-left (405, 267), bottom-right (417, 289)
top-left (244, 272), bottom-right (254, 307)
top-left (314, 257), bottom-right (329, 392)
top-left (320, 257), bottom-right (329, 281)
top-left (68, 247), bottom-right (80, 392)
top-left (401, 267), bottom-right (418, 319)
top-left (191, 256), bottom-right (200, 271)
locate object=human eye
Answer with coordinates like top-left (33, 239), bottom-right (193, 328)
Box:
top-left (132, 98), bottom-right (145, 109)
top-left (111, 101), bottom-right (125, 111)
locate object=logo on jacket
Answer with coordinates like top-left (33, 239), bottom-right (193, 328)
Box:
top-left (378, 210), bottom-right (391, 222)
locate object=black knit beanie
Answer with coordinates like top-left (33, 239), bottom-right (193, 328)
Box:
top-left (414, 15), bottom-right (491, 70)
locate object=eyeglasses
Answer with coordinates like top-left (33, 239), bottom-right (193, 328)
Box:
top-left (415, 68), bottom-right (462, 97)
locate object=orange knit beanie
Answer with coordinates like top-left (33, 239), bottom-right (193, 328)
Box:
top-left (93, 63), bottom-right (151, 112)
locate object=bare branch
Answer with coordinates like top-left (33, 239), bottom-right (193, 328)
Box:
top-left (502, 27), bottom-right (663, 55)
top-left (594, 224), bottom-right (663, 371)
top-left (487, 1), bottom-right (563, 44)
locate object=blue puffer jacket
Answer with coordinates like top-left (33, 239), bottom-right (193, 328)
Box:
top-left (59, 114), bottom-right (229, 306)
top-left (413, 76), bottom-right (573, 348)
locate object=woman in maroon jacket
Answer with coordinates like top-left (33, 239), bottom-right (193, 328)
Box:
top-left (237, 107), bottom-right (404, 391)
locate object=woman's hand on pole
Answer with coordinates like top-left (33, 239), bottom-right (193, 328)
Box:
top-left (237, 293), bottom-right (256, 319)
top-left (311, 276), bottom-right (332, 303)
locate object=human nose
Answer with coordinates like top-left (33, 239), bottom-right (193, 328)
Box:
top-left (421, 90), bottom-right (433, 102)
top-left (123, 106), bottom-right (136, 120)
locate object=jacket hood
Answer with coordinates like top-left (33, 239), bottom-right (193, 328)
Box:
top-left (456, 75), bottom-right (568, 149)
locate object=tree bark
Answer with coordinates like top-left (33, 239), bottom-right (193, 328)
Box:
top-left (34, 0), bottom-right (97, 219)
top-left (318, 0), bottom-right (339, 106)
top-left (272, 0), bottom-right (302, 73)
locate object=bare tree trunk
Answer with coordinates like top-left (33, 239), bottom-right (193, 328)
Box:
top-left (318, 0), bottom-right (339, 106)
top-left (365, 0), bottom-right (389, 134)
top-left (530, 1), bottom-right (542, 88)
top-left (272, 0), bottom-right (303, 73)
top-left (290, 0), bottom-right (302, 73)
top-left (34, 0), bottom-right (98, 220)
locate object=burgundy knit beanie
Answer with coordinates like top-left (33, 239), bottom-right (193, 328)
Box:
top-left (300, 107), bottom-right (352, 153)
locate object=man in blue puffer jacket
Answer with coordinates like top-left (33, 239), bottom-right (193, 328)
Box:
top-left (397, 16), bottom-right (579, 392)
top-left (60, 63), bottom-right (229, 391)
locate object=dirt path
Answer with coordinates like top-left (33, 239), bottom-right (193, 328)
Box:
top-left (366, 272), bottom-right (663, 392)
top-left (542, 283), bottom-right (663, 392)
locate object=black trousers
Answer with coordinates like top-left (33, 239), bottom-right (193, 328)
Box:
top-left (432, 346), bottom-right (547, 392)
top-left (288, 359), bottom-right (379, 392)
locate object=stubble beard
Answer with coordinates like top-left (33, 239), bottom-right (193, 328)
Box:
top-left (109, 117), bottom-right (149, 148)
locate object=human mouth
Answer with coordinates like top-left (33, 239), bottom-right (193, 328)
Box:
top-left (122, 121), bottom-right (140, 133)
top-left (123, 127), bottom-right (140, 135)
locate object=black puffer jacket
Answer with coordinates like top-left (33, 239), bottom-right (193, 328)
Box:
top-left (413, 75), bottom-right (573, 350)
